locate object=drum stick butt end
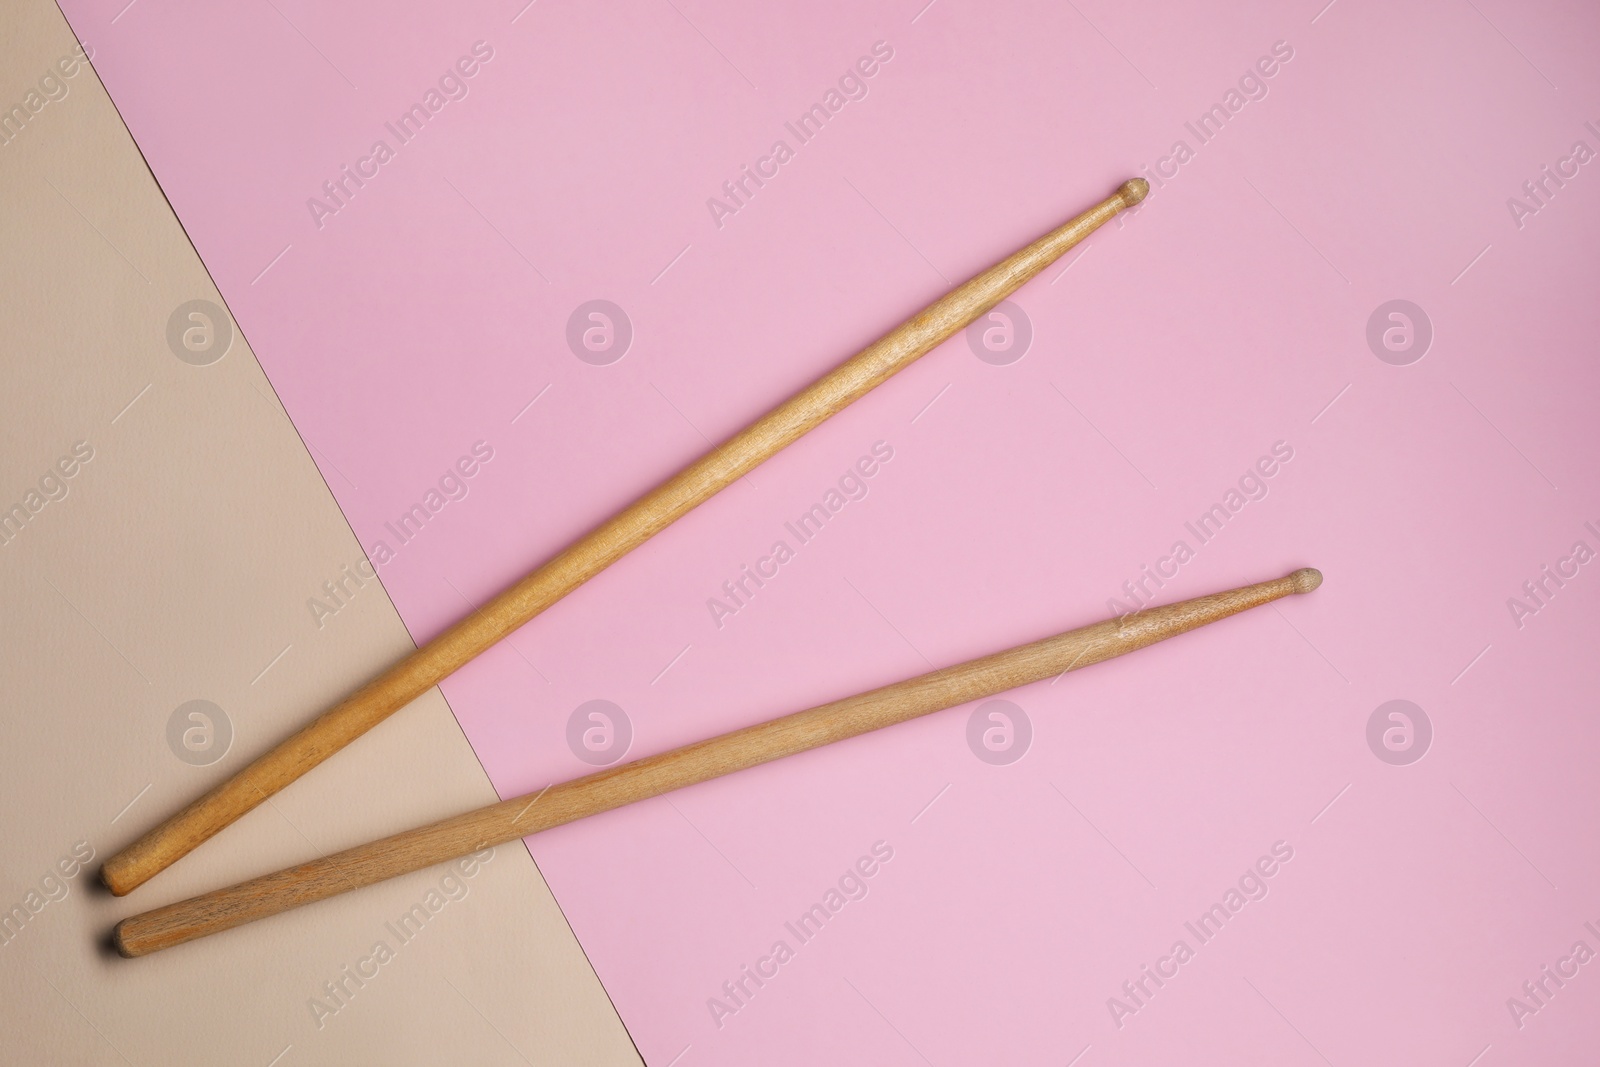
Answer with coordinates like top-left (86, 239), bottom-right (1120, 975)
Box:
top-left (110, 921), bottom-right (139, 958)
top-left (100, 860), bottom-right (138, 898)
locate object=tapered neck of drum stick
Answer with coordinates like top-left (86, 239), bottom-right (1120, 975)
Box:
top-left (1047, 565), bottom-right (1323, 677)
top-left (852, 180), bottom-right (1147, 370)
top-left (944, 178), bottom-right (1146, 310)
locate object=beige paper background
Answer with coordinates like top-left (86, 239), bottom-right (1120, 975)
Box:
top-left (0, 4), bottom-right (641, 1063)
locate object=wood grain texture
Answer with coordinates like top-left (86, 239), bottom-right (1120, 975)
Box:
top-left (113, 566), bottom-right (1319, 956)
top-left (101, 178), bottom-right (1150, 897)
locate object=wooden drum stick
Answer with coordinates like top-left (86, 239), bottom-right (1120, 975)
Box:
top-left (101, 178), bottom-right (1150, 897)
top-left (113, 567), bottom-right (1321, 956)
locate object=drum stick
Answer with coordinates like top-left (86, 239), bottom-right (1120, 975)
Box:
top-left (112, 567), bottom-right (1320, 956)
top-left (102, 178), bottom-right (1149, 896)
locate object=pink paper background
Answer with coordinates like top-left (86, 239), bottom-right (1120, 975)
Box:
top-left (58, 0), bottom-right (1600, 1062)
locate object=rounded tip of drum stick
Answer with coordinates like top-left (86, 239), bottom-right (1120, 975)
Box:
top-left (1118, 177), bottom-right (1149, 205)
top-left (1288, 567), bottom-right (1323, 593)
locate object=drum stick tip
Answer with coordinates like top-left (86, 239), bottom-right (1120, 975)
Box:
top-left (1289, 567), bottom-right (1323, 593)
top-left (1118, 177), bottom-right (1149, 205)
